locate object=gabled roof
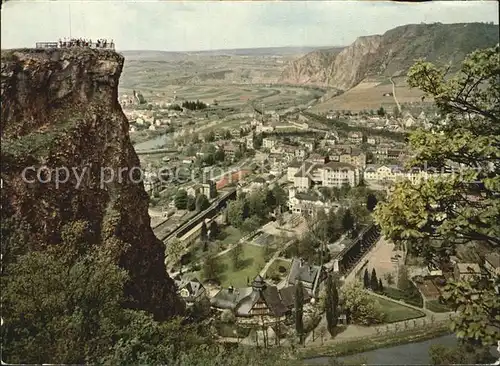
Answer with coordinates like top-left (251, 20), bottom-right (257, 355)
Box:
top-left (484, 253), bottom-right (500, 269)
top-left (210, 287), bottom-right (253, 310)
top-left (279, 285), bottom-right (311, 309)
top-left (295, 192), bottom-right (323, 202)
top-left (364, 164), bottom-right (379, 172)
top-left (175, 278), bottom-right (206, 302)
top-left (287, 258), bottom-right (322, 292)
top-left (210, 275), bottom-right (288, 317)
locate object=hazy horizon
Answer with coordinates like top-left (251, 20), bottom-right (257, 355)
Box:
top-left (1, 1), bottom-right (499, 52)
top-left (120, 45), bottom-right (341, 53)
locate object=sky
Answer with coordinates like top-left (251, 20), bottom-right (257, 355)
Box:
top-left (1, 1), bottom-right (498, 51)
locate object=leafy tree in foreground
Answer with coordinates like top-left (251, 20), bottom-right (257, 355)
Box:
top-left (1, 226), bottom-right (299, 365)
top-left (374, 45), bottom-right (500, 346)
top-left (226, 199), bottom-right (246, 228)
top-left (195, 194), bottom-right (210, 212)
top-left (341, 282), bottom-right (385, 326)
top-left (428, 343), bottom-right (496, 365)
top-left (242, 215), bottom-right (261, 235)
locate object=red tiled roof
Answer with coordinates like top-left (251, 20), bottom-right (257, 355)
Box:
top-left (216, 170), bottom-right (251, 189)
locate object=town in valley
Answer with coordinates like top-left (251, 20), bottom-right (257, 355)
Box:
top-left (1, 1), bottom-right (499, 365)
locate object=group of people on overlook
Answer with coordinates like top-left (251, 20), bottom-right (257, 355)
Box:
top-left (58, 38), bottom-right (114, 49)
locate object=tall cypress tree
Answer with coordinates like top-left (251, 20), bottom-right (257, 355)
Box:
top-left (363, 268), bottom-right (370, 288)
top-left (370, 268), bottom-right (379, 291)
top-left (200, 221), bottom-right (208, 244)
top-left (325, 275), bottom-right (339, 336)
top-left (378, 278), bottom-right (384, 293)
top-left (295, 281), bottom-right (304, 344)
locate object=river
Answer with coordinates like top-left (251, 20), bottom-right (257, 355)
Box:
top-left (133, 133), bottom-right (173, 151)
top-left (305, 335), bottom-right (500, 365)
top-left (304, 335), bottom-right (458, 365)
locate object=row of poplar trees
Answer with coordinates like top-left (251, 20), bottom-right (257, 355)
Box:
top-left (363, 268), bottom-right (384, 292)
top-left (295, 274), bottom-right (341, 344)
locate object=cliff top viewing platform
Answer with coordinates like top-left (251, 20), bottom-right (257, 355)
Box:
top-left (35, 38), bottom-right (115, 50)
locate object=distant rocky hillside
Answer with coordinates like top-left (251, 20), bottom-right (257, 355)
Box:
top-left (280, 22), bottom-right (499, 90)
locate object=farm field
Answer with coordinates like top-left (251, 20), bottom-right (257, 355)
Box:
top-left (311, 76), bottom-right (429, 113)
top-left (120, 51), bottom-right (291, 91)
top-left (119, 50), bottom-right (324, 112)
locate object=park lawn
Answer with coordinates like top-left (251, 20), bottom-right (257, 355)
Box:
top-left (372, 296), bottom-right (426, 323)
top-left (218, 226), bottom-right (243, 247)
top-left (218, 244), bottom-right (267, 288)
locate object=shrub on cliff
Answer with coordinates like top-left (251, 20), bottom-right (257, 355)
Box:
top-left (1, 228), bottom-right (298, 365)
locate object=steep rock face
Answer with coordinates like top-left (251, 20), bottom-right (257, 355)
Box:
top-left (279, 48), bottom-right (341, 85)
top-left (280, 22), bottom-right (500, 90)
top-left (1, 48), bottom-right (184, 319)
top-left (327, 35), bottom-right (382, 90)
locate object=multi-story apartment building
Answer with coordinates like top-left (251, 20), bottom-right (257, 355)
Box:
top-left (347, 131), bottom-right (364, 144)
top-left (218, 142), bottom-right (241, 160)
top-left (246, 135), bottom-right (254, 149)
top-left (288, 187), bottom-right (339, 216)
top-left (262, 137), bottom-right (278, 149)
top-left (363, 164), bottom-right (449, 185)
top-left (287, 161), bottom-right (303, 182)
top-left (322, 162), bottom-right (359, 188)
top-left (339, 149), bottom-right (367, 169)
top-left (289, 161), bottom-right (359, 191)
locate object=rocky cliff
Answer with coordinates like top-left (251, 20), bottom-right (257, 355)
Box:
top-left (280, 22), bottom-right (500, 90)
top-left (278, 48), bottom-right (342, 85)
top-left (0, 48), bottom-right (184, 319)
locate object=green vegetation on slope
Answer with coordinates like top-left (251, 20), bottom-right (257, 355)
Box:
top-left (374, 45), bottom-right (500, 347)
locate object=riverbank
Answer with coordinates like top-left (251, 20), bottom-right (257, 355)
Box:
top-left (131, 130), bottom-right (173, 149)
top-left (299, 323), bottom-right (451, 360)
